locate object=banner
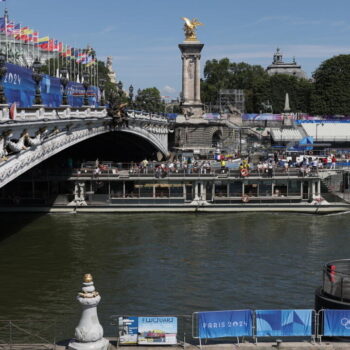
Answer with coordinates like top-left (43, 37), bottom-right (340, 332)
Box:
top-left (256, 310), bottom-right (312, 337)
top-left (2, 63), bottom-right (98, 108)
top-left (198, 310), bottom-right (252, 339)
top-left (138, 317), bottom-right (177, 345)
top-left (118, 316), bottom-right (138, 344)
top-left (324, 309), bottom-right (350, 336)
top-left (242, 113), bottom-right (283, 121)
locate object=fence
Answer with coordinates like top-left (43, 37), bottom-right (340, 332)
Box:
top-left (0, 320), bottom-right (57, 349)
top-left (112, 309), bottom-right (350, 347)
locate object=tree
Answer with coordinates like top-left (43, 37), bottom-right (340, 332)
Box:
top-left (134, 87), bottom-right (164, 113)
top-left (311, 54), bottom-right (350, 115)
top-left (201, 57), bottom-right (313, 113)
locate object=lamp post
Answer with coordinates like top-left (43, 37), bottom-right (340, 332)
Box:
top-left (99, 78), bottom-right (106, 106)
top-left (128, 84), bottom-right (134, 108)
top-left (32, 58), bottom-right (43, 105)
top-left (117, 80), bottom-right (123, 97)
top-left (0, 51), bottom-right (7, 105)
top-left (60, 66), bottom-right (69, 106)
top-left (83, 71), bottom-right (90, 106)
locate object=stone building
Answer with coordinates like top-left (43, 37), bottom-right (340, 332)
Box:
top-left (266, 48), bottom-right (307, 79)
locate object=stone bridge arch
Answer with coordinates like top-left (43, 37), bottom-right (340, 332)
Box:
top-left (0, 108), bottom-right (169, 189)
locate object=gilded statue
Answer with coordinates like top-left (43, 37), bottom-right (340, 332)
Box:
top-left (182, 17), bottom-right (203, 41)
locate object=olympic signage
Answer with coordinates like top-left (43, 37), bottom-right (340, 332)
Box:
top-left (324, 309), bottom-right (350, 336)
top-left (198, 310), bottom-right (253, 339)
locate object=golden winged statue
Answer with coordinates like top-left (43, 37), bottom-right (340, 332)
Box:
top-left (182, 17), bottom-right (203, 41)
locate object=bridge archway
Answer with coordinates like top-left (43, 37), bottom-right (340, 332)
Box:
top-left (52, 131), bottom-right (161, 163)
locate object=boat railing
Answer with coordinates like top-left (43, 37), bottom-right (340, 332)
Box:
top-left (322, 259), bottom-right (350, 302)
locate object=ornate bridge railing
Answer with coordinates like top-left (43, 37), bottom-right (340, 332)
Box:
top-left (0, 106), bottom-right (169, 189)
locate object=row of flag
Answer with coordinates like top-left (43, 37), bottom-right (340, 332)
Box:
top-left (0, 17), bottom-right (96, 66)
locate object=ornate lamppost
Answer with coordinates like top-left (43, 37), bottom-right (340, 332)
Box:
top-left (83, 71), bottom-right (90, 106)
top-left (117, 81), bottom-right (123, 98)
top-left (0, 51), bottom-right (7, 105)
top-left (60, 66), bottom-right (69, 106)
top-left (99, 78), bottom-right (106, 106)
top-left (32, 58), bottom-right (43, 105)
top-left (128, 84), bottom-right (134, 108)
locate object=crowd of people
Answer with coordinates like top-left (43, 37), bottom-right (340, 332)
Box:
top-left (80, 152), bottom-right (343, 179)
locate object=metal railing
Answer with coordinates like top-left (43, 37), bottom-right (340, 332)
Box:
top-left (0, 320), bottom-right (57, 349)
top-left (322, 259), bottom-right (350, 302)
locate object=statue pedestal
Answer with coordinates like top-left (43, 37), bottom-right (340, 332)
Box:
top-left (68, 338), bottom-right (109, 350)
top-left (179, 41), bottom-right (204, 119)
top-left (68, 274), bottom-right (109, 350)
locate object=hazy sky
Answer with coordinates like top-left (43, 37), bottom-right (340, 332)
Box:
top-left (4, 0), bottom-right (350, 98)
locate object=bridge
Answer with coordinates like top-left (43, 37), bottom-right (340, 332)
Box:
top-left (0, 106), bottom-right (169, 189)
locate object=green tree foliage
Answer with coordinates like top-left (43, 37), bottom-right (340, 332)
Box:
top-left (311, 54), bottom-right (350, 115)
top-left (201, 58), bottom-right (313, 113)
top-left (134, 87), bottom-right (165, 112)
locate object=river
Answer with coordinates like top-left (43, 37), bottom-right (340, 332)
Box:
top-left (0, 212), bottom-right (349, 342)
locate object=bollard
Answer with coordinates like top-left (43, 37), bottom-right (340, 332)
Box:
top-left (68, 274), bottom-right (109, 350)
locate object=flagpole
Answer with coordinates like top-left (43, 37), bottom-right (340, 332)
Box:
top-left (5, 8), bottom-right (8, 61)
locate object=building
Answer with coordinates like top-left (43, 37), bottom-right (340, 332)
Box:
top-left (266, 48), bottom-right (307, 79)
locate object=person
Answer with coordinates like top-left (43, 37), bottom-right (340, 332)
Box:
top-left (331, 155), bottom-right (336, 169)
top-left (142, 158), bottom-right (149, 173)
top-left (220, 158), bottom-right (227, 173)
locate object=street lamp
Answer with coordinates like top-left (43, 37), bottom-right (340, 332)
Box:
top-left (117, 81), bottom-right (123, 98)
top-left (32, 58), bottom-right (43, 105)
top-left (128, 84), bottom-right (134, 107)
top-left (83, 71), bottom-right (90, 106)
top-left (60, 66), bottom-right (69, 106)
top-left (99, 78), bottom-right (106, 106)
top-left (0, 51), bottom-right (7, 104)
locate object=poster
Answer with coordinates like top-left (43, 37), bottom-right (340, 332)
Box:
top-left (137, 317), bottom-right (177, 345)
top-left (118, 316), bottom-right (138, 344)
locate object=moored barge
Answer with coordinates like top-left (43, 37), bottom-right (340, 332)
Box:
top-left (1, 163), bottom-right (349, 214)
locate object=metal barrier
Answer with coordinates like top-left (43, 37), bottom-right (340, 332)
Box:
top-left (0, 320), bottom-right (57, 349)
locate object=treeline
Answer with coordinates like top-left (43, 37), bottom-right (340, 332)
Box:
top-left (201, 55), bottom-right (350, 115)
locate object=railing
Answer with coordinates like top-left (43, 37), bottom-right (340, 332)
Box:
top-left (322, 259), bottom-right (350, 302)
top-left (0, 106), bottom-right (108, 123)
top-left (0, 320), bottom-right (57, 349)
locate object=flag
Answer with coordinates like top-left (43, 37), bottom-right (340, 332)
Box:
top-left (9, 102), bottom-right (17, 120)
top-left (0, 17), bottom-right (5, 31)
top-left (32, 31), bottom-right (38, 43)
top-left (12, 24), bottom-right (21, 36)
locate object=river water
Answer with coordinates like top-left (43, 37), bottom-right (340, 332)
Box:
top-left (0, 212), bottom-right (349, 342)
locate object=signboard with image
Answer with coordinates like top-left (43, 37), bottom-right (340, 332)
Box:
top-left (137, 316), bottom-right (178, 345)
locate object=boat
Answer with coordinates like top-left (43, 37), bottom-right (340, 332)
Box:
top-left (0, 162), bottom-right (349, 214)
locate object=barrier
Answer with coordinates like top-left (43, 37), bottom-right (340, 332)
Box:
top-left (112, 309), bottom-right (350, 345)
top-left (322, 309), bottom-right (350, 337)
top-left (255, 309), bottom-right (314, 340)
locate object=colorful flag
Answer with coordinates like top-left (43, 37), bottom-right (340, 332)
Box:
top-left (0, 17), bottom-right (5, 31)
top-left (12, 24), bottom-right (21, 36)
top-left (9, 102), bottom-right (17, 120)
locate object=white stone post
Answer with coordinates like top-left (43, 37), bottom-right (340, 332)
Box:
top-left (68, 274), bottom-right (109, 350)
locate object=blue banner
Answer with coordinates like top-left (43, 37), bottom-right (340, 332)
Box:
top-left (256, 310), bottom-right (312, 337)
top-left (324, 309), bottom-right (350, 336)
top-left (198, 310), bottom-right (252, 339)
top-left (2, 62), bottom-right (98, 108)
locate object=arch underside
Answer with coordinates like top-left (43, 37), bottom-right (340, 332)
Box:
top-left (0, 125), bottom-right (168, 189)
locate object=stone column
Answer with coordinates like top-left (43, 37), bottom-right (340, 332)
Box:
top-left (68, 274), bottom-right (109, 350)
top-left (179, 41), bottom-right (204, 119)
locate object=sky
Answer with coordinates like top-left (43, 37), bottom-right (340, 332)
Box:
top-left (4, 0), bottom-right (350, 99)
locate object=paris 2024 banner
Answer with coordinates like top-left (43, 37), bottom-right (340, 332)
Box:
top-left (3, 63), bottom-right (98, 108)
